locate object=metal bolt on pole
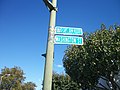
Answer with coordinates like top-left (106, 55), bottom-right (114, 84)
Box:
top-left (43, 0), bottom-right (57, 90)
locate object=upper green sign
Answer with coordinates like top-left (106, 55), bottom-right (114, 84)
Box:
top-left (55, 26), bottom-right (83, 35)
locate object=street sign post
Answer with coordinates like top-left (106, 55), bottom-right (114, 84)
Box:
top-left (55, 26), bottom-right (83, 35)
top-left (54, 35), bottom-right (83, 45)
top-left (43, 0), bottom-right (57, 90)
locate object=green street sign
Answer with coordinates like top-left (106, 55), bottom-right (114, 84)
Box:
top-left (55, 26), bottom-right (83, 35)
top-left (54, 35), bottom-right (83, 45)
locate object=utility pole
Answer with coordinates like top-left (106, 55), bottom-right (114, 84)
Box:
top-left (43, 0), bottom-right (57, 90)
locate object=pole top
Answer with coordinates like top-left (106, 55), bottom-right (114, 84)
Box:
top-left (43, 0), bottom-right (58, 12)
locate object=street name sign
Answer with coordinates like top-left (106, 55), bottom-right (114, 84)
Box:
top-left (55, 26), bottom-right (83, 35)
top-left (54, 35), bottom-right (83, 45)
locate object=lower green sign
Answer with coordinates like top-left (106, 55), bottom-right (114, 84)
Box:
top-left (54, 35), bottom-right (83, 45)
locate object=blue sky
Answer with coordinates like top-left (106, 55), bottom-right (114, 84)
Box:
top-left (0, 0), bottom-right (120, 90)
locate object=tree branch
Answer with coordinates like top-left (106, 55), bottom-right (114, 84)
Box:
top-left (99, 83), bottom-right (110, 90)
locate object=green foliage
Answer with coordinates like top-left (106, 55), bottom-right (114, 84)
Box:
top-left (22, 82), bottom-right (36, 90)
top-left (52, 72), bottom-right (80, 90)
top-left (0, 66), bottom-right (36, 90)
top-left (63, 25), bottom-right (120, 89)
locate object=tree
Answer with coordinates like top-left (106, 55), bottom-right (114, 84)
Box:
top-left (63, 25), bottom-right (120, 90)
top-left (0, 66), bottom-right (36, 90)
top-left (52, 72), bottom-right (80, 90)
top-left (22, 82), bottom-right (36, 90)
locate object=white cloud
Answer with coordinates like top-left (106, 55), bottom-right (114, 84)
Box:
top-left (56, 64), bottom-right (63, 68)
